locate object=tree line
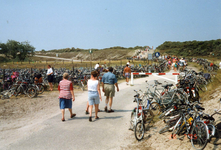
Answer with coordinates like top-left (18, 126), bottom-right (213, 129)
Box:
top-left (156, 39), bottom-right (221, 57)
top-left (0, 40), bottom-right (35, 61)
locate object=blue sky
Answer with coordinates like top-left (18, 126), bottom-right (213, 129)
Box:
top-left (0, 0), bottom-right (220, 51)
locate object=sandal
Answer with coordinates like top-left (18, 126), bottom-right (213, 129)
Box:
top-left (104, 106), bottom-right (107, 112)
top-left (89, 116), bottom-right (92, 122)
top-left (61, 119), bottom-right (65, 122)
top-left (71, 114), bottom-right (76, 118)
top-left (108, 109), bottom-right (114, 113)
top-left (85, 111), bottom-right (89, 115)
top-left (95, 116), bottom-right (99, 119)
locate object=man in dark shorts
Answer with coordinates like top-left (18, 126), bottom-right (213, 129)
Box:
top-left (101, 67), bottom-right (119, 113)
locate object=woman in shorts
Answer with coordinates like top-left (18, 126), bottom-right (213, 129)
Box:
top-left (88, 71), bottom-right (102, 122)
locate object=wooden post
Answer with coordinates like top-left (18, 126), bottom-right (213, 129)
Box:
top-left (90, 54), bottom-right (92, 72)
top-left (3, 69), bottom-right (5, 90)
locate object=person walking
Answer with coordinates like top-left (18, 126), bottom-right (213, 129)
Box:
top-left (123, 64), bottom-right (131, 85)
top-left (94, 63), bottom-right (100, 70)
top-left (47, 65), bottom-right (54, 91)
top-left (87, 71), bottom-right (102, 122)
top-left (58, 73), bottom-right (76, 122)
top-left (101, 67), bottom-right (119, 113)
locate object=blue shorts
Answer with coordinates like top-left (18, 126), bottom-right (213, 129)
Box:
top-left (60, 98), bottom-right (72, 109)
top-left (88, 91), bottom-right (100, 105)
top-left (125, 73), bottom-right (130, 78)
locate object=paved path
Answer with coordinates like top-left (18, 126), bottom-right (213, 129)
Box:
top-left (34, 55), bottom-right (81, 62)
top-left (2, 72), bottom-right (177, 150)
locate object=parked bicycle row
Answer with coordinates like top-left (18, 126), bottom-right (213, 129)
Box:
top-left (129, 68), bottom-right (220, 150)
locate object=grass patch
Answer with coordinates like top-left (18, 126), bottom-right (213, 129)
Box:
top-left (200, 69), bottom-right (221, 101)
top-left (187, 63), bottom-right (221, 101)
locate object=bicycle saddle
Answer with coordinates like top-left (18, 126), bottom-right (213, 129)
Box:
top-left (154, 80), bottom-right (162, 85)
top-left (195, 104), bottom-right (205, 111)
top-left (162, 84), bottom-right (173, 88)
top-left (203, 115), bottom-right (215, 121)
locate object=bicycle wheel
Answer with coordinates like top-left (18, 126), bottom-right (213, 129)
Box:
top-left (191, 121), bottom-right (208, 150)
top-left (27, 87), bottom-right (37, 98)
top-left (144, 109), bottom-right (154, 124)
top-left (38, 85), bottom-right (44, 94)
top-left (150, 102), bottom-right (161, 116)
top-left (130, 110), bottom-right (136, 130)
top-left (135, 122), bottom-right (145, 141)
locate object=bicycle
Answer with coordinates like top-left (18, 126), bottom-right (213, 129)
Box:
top-left (130, 90), bottom-right (154, 141)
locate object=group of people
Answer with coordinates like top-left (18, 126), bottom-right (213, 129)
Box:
top-left (58, 66), bottom-right (119, 122)
top-left (166, 56), bottom-right (187, 71)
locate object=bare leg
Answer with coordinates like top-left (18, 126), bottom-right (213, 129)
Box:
top-left (105, 96), bottom-right (109, 106)
top-left (68, 108), bottom-right (73, 117)
top-left (49, 82), bottom-right (53, 91)
top-left (86, 101), bottom-right (89, 112)
top-left (89, 105), bottom-right (93, 117)
top-left (61, 109), bottom-right (65, 120)
top-left (109, 97), bottom-right (113, 109)
top-left (95, 104), bottom-right (99, 118)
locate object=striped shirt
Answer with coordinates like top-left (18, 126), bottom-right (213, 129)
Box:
top-left (58, 79), bottom-right (73, 99)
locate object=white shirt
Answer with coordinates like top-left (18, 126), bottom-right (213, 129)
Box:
top-left (88, 80), bottom-right (98, 91)
top-left (47, 68), bottom-right (53, 75)
top-left (95, 64), bottom-right (99, 69)
top-left (127, 62), bottom-right (130, 65)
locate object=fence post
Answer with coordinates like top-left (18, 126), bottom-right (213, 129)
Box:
top-left (3, 69), bottom-right (5, 90)
top-left (130, 72), bottom-right (134, 85)
top-left (175, 75), bottom-right (178, 84)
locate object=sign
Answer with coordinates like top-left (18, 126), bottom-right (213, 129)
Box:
top-left (89, 49), bottom-right (93, 54)
top-left (148, 54), bottom-right (152, 60)
top-left (155, 52), bottom-right (160, 57)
